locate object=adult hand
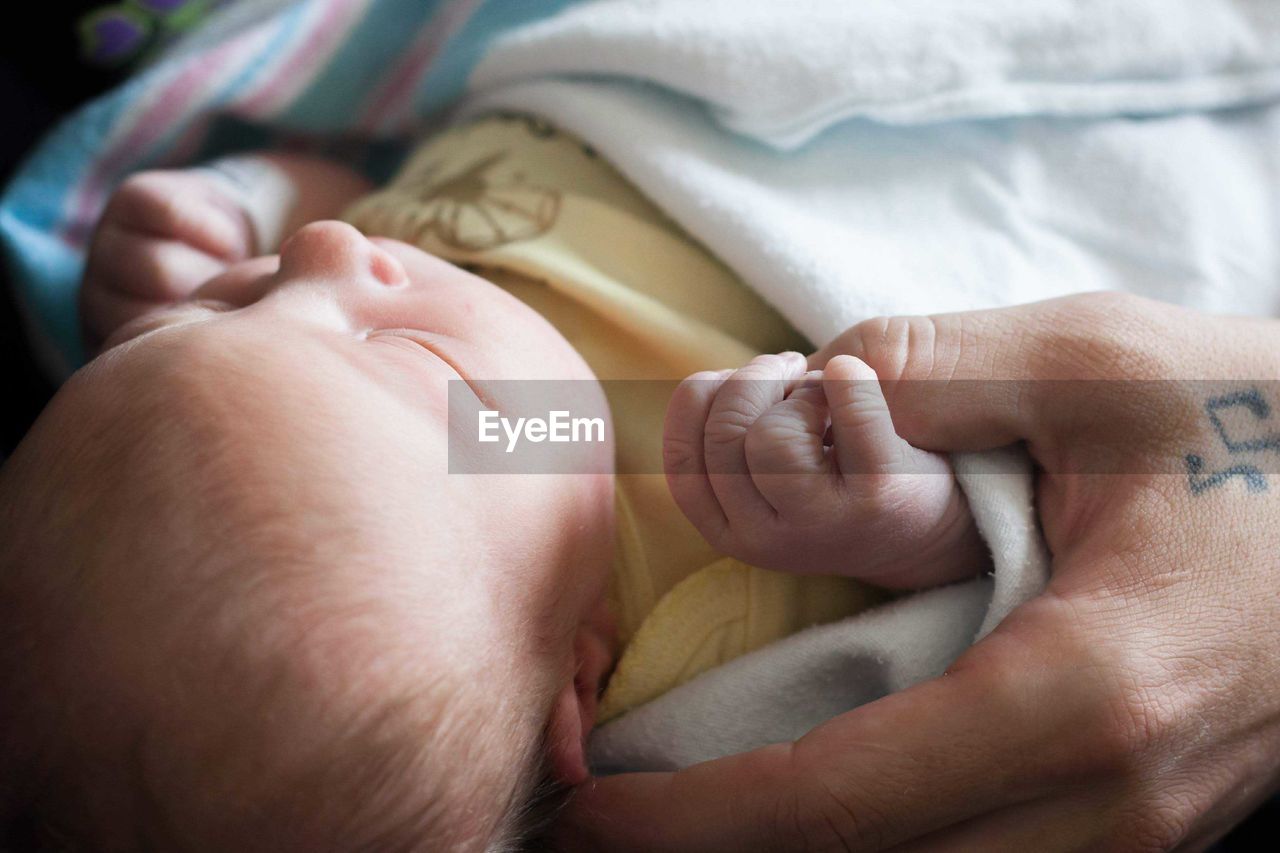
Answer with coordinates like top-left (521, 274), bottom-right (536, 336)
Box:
top-left (558, 292), bottom-right (1280, 851)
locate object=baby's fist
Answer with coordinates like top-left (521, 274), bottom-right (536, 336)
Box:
top-left (81, 168), bottom-right (256, 349)
top-left (664, 353), bottom-right (985, 588)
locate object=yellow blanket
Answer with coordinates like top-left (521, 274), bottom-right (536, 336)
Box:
top-left (343, 113), bottom-right (882, 722)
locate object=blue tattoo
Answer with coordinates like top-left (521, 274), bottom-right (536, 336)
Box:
top-left (1184, 454), bottom-right (1267, 495)
top-left (1185, 387), bottom-right (1279, 496)
top-left (1204, 389), bottom-right (1280, 453)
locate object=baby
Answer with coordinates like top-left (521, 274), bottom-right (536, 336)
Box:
top-left (0, 129), bottom-right (984, 850)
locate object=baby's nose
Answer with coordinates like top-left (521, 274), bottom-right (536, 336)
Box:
top-left (278, 221), bottom-right (406, 286)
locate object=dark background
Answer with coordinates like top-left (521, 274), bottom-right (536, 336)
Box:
top-left (0, 3), bottom-right (1276, 846)
top-left (1, 1), bottom-right (123, 455)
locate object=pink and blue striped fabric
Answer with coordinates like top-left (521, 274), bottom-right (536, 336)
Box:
top-left (0, 0), bottom-right (579, 376)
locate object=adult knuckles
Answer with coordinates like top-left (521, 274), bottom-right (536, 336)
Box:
top-left (1116, 785), bottom-right (1205, 853)
top-left (839, 314), bottom-right (941, 383)
top-left (1079, 779), bottom-right (1205, 853)
top-left (809, 779), bottom-right (888, 853)
top-left (1053, 585), bottom-right (1231, 774)
top-left (781, 767), bottom-right (890, 853)
top-left (824, 294), bottom-right (1195, 386)
top-left (1025, 292), bottom-right (1183, 382)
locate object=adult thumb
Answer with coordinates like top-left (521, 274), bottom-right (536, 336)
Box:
top-left (806, 296), bottom-right (1110, 453)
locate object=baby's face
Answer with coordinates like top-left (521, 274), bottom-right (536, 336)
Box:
top-left (108, 216), bottom-right (614, 653)
top-left (76, 221), bottom-right (616, 825)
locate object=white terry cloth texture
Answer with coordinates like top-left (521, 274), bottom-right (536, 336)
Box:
top-left (469, 0), bottom-right (1280, 151)
top-left (458, 1), bottom-right (1280, 771)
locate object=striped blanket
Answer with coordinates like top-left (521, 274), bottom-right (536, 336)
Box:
top-left (0, 0), bottom-right (582, 377)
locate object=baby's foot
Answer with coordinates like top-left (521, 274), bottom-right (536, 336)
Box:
top-left (663, 352), bottom-right (987, 588)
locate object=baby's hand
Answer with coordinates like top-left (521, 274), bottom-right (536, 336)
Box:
top-left (664, 352), bottom-right (987, 588)
top-left (81, 168), bottom-right (257, 349)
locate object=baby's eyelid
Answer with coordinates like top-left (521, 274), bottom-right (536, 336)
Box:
top-left (101, 299), bottom-right (230, 351)
top-left (147, 298), bottom-right (240, 321)
top-left (186, 297), bottom-right (239, 313)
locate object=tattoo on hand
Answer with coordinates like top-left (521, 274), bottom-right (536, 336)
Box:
top-left (1185, 388), bottom-right (1278, 496)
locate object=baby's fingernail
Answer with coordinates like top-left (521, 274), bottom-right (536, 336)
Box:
top-left (780, 351), bottom-right (806, 366)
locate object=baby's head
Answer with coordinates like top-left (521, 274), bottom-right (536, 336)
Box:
top-left (0, 222), bottom-right (616, 850)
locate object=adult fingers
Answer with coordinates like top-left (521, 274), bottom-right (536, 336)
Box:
top-left (806, 294), bottom-right (1176, 454)
top-left (560, 676), bottom-right (1032, 853)
top-left (562, 599), bottom-right (1119, 852)
top-left (887, 787), bottom-right (1121, 853)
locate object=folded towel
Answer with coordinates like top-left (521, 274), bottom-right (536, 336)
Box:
top-left (471, 0), bottom-right (1280, 149)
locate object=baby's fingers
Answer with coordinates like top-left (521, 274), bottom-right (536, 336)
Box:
top-left (704, 352), bottom-right (808, 524)
top-left (102, 170), bottom-right (255, 263)
top-left (664, 370), bottom-right (733, 539)
top-left (744, 375), bottom-right (836, 514)
top-left (81, 227), bottom-right (230, 349)
top-left (86, 225), bottom-right (228, 304)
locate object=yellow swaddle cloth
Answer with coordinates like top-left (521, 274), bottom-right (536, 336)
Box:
top-left (343, 114), bottom-right (883, 722)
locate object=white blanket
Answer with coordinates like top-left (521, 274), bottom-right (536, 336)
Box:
top-left (457, 0), bottom-right (1280, 770)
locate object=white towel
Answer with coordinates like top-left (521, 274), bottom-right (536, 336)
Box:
top-left (470, 0), bottom-right (1280, 150)
top-left (457, 0), bottom-right (1280, 771)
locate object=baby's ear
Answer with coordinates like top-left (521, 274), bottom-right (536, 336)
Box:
top-left (547, 599), bottom-right (616, 784)
top-left (546, 681), bottom-right (589, 785)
